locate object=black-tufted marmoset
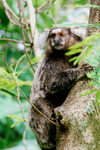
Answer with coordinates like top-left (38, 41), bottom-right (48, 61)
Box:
top-left (28, 27), bottom-right (92, 150)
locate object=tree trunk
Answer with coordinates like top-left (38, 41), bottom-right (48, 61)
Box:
top-left (86, 0), bottom-right (100, 36)
top-left (56, 1), bottom-right (100, 150)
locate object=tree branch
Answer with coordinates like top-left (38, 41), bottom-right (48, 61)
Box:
top-left (26, 0), bottom-right (41, 57)
top-left (36, 0), bottom-right (50, 13)
top-left (23, 126), bottom-right (28, 150)
top-left (17, 0), bottom-right (35, 73)
top-left (1, 0), bottom-right (22, 27)
top-left (20, 3), bottom-right (33, 44)
top-left (0, 38), bottom-right (31, 47)
top-left (17, 87), bottom-right (28, 123)
top-left (47, 15), bottom-right (57, 25)
top-left (86, 0), bottom-right (100, 36)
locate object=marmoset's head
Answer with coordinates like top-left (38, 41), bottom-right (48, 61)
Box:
top-left (46, 27), bottom-right (82, 54)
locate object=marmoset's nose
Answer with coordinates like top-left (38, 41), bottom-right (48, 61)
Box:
top-left (54, 35), bottom-right (60, 44)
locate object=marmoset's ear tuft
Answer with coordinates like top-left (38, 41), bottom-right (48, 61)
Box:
top-left (38, 29), bottom-right (50, 49)
top-left (66, 27), bottom-right (72, 35)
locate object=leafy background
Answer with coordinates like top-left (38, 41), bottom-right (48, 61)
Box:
top-left (0, 0), bottom-right (90, 149)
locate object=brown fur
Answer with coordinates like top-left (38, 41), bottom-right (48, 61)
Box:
top-left (28, 27), bottom-right (92, 150)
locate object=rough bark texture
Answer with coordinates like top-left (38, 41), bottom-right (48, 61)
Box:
top-left (86, 0), bottom-right (100, 36)
top-left (56, 0), bottom-right (100, 150)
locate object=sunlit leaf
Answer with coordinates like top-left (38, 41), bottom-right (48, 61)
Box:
top-left (95, 91), bottom-right (100, 105)
top-left (65, 49), bottom-right (81, 56)
top-left (80, 89), bottom-right (97, 96)
top-left (69, 56), bottom-right (78, 63)
top-left (11, 120), bottom-right (23, 128)
top-left (0, 91), bottom-right (12, 97)
top-left (7, 115), bottom-right (24, 121)
top-left (30, 55), bottom-right (44, 64)
top-left (64, 4), bottom-right (100, 9)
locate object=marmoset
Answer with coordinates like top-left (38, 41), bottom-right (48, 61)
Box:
top-left (28, 27), bottom-right (92, 150)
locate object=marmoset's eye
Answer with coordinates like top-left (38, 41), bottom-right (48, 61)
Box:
top-left (60, 33), bottom-right (64, 37)
top-left (51, 34), bottom-right (55, 38)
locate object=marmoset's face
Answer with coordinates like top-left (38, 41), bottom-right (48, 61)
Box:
top-left (47, 27), bottom-right (82, 53)
top-left (49, 28), bottom-right (67, 50)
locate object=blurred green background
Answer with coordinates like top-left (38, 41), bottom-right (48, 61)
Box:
top-left (0, 0), bottom-right (89, 149)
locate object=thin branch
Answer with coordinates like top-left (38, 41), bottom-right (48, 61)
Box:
top-left (0, 38), bottom-right (31, 47)
top-left (47, 15), bottom-right (57, 25)
top-left (17, 0), bottom-right (35, 73)
top-left (4, 45), bottom-right (6, 59)
top-left (26, 0), bottom-right (41, 57)
top-left (20, 3), bottom-right (33, 45)
top-left (17, 87), bottom-right (28, 123)
top-left (1, 0), bottom-right (21, 27)
top-left (1, 0), bottom-right (33, 46)
top-left (36, 0), bottom-right (50, 13)
top-left (17, 64), bottom-right (29, 77)
top-left (2, 0), bottom-right (19, 20)
top-left (1, 0), bottom-right (26, 27)
top-left (23, 126), bottom-right (28, 150)
top-left (24, 29), bottom-right (32, 44)
top-left (0, 53), bottom-right (60, 127)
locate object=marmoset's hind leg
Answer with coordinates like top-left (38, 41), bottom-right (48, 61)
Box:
top-left (28, 98), bottom-right (56, 150)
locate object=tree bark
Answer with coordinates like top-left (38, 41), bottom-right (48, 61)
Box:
top-left (86, 0), bottom-right (100, 36)
top-left (56, 1), bottom-right (100, 150)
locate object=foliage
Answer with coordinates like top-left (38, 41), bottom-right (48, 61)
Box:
top-left (7, 115), bottom-right (24, 128)
top-left (66, 33), bottom-right (100, 106)
top-left (0, 66), bottom-right (32, 97)
top-left (64, 4), bottom-right (100, 9)
top-left (55, 23), bottom-right (100, 29)
top-left (0, 96), bottom-right (39, 150)
top-left (46, 0), bottom-right (56, 15)
top-left (0, 0), bottom-right (96, 149)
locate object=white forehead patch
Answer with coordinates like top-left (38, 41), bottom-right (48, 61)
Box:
top-left (51, 29), bottom-right (62, 34)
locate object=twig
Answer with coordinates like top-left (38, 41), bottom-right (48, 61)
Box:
top-left (17, 0), bottom-right (35, 73)
top-left (0, 38), bottom-right (31, 47)
top-left (47, 15), bottom-right (57, 25)
top-left (17, 64), bottom-right (29, 77)
top-left (4, 45), bottom-right (6, 59)
top-left (1, 0), bottom-right (33, 46)
top-left (36, 0), bottom-right (50, 13)
top-left (0, 53), bottom-right (60, 127)
top-left (17, 87), bottom-right (28, 123)
top-left (1, 0), bottom-right (25, 27)
top-left (23, 126), bottom-right (28, 150)
top-left (26, 0), bottom-right (41, 57)
top-left (20, 3), bottom-right (33, 45)
top-left (1, 0), bottom-right (21, 27)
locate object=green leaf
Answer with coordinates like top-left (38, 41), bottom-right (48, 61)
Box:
top-left (0, 67), bottom-right (11, 78)
top-left (80, 89), bottom-right (97, 96)
top-left (87, 82), bottom-right (95, 86)
top-left (86, 71), bottom-right (95, 79)
top-left (95, 91), bottom-right (100, 105)
top-left (51, 0), bottom-right (56, 4)
top-left (7, 115), bottom-right (24, 121)
top-left (65, 49), bottom-right (82, 56)
top-left (70, 33), bottom-right (100, 50)
top-left (13, 54), bottom-right (26, 76)
top-left (7, 115), bottom-right (25, 127)
top-left (55, 23), bottom-right (100, 31)
top-left (30, 55), bottom-right (44, 64)
top-left (69, 56), bottom-right (78, 63)
top-left (55, 22), bottom-right (87, 28)
top-left (11, 120), bottom-right (23, 128)
top-left (18, 79), bottom-right (32, 86)
top-left (0, 91), bottom-right (12, 97)
top-left (64, 4), bottom-right (100, 9)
